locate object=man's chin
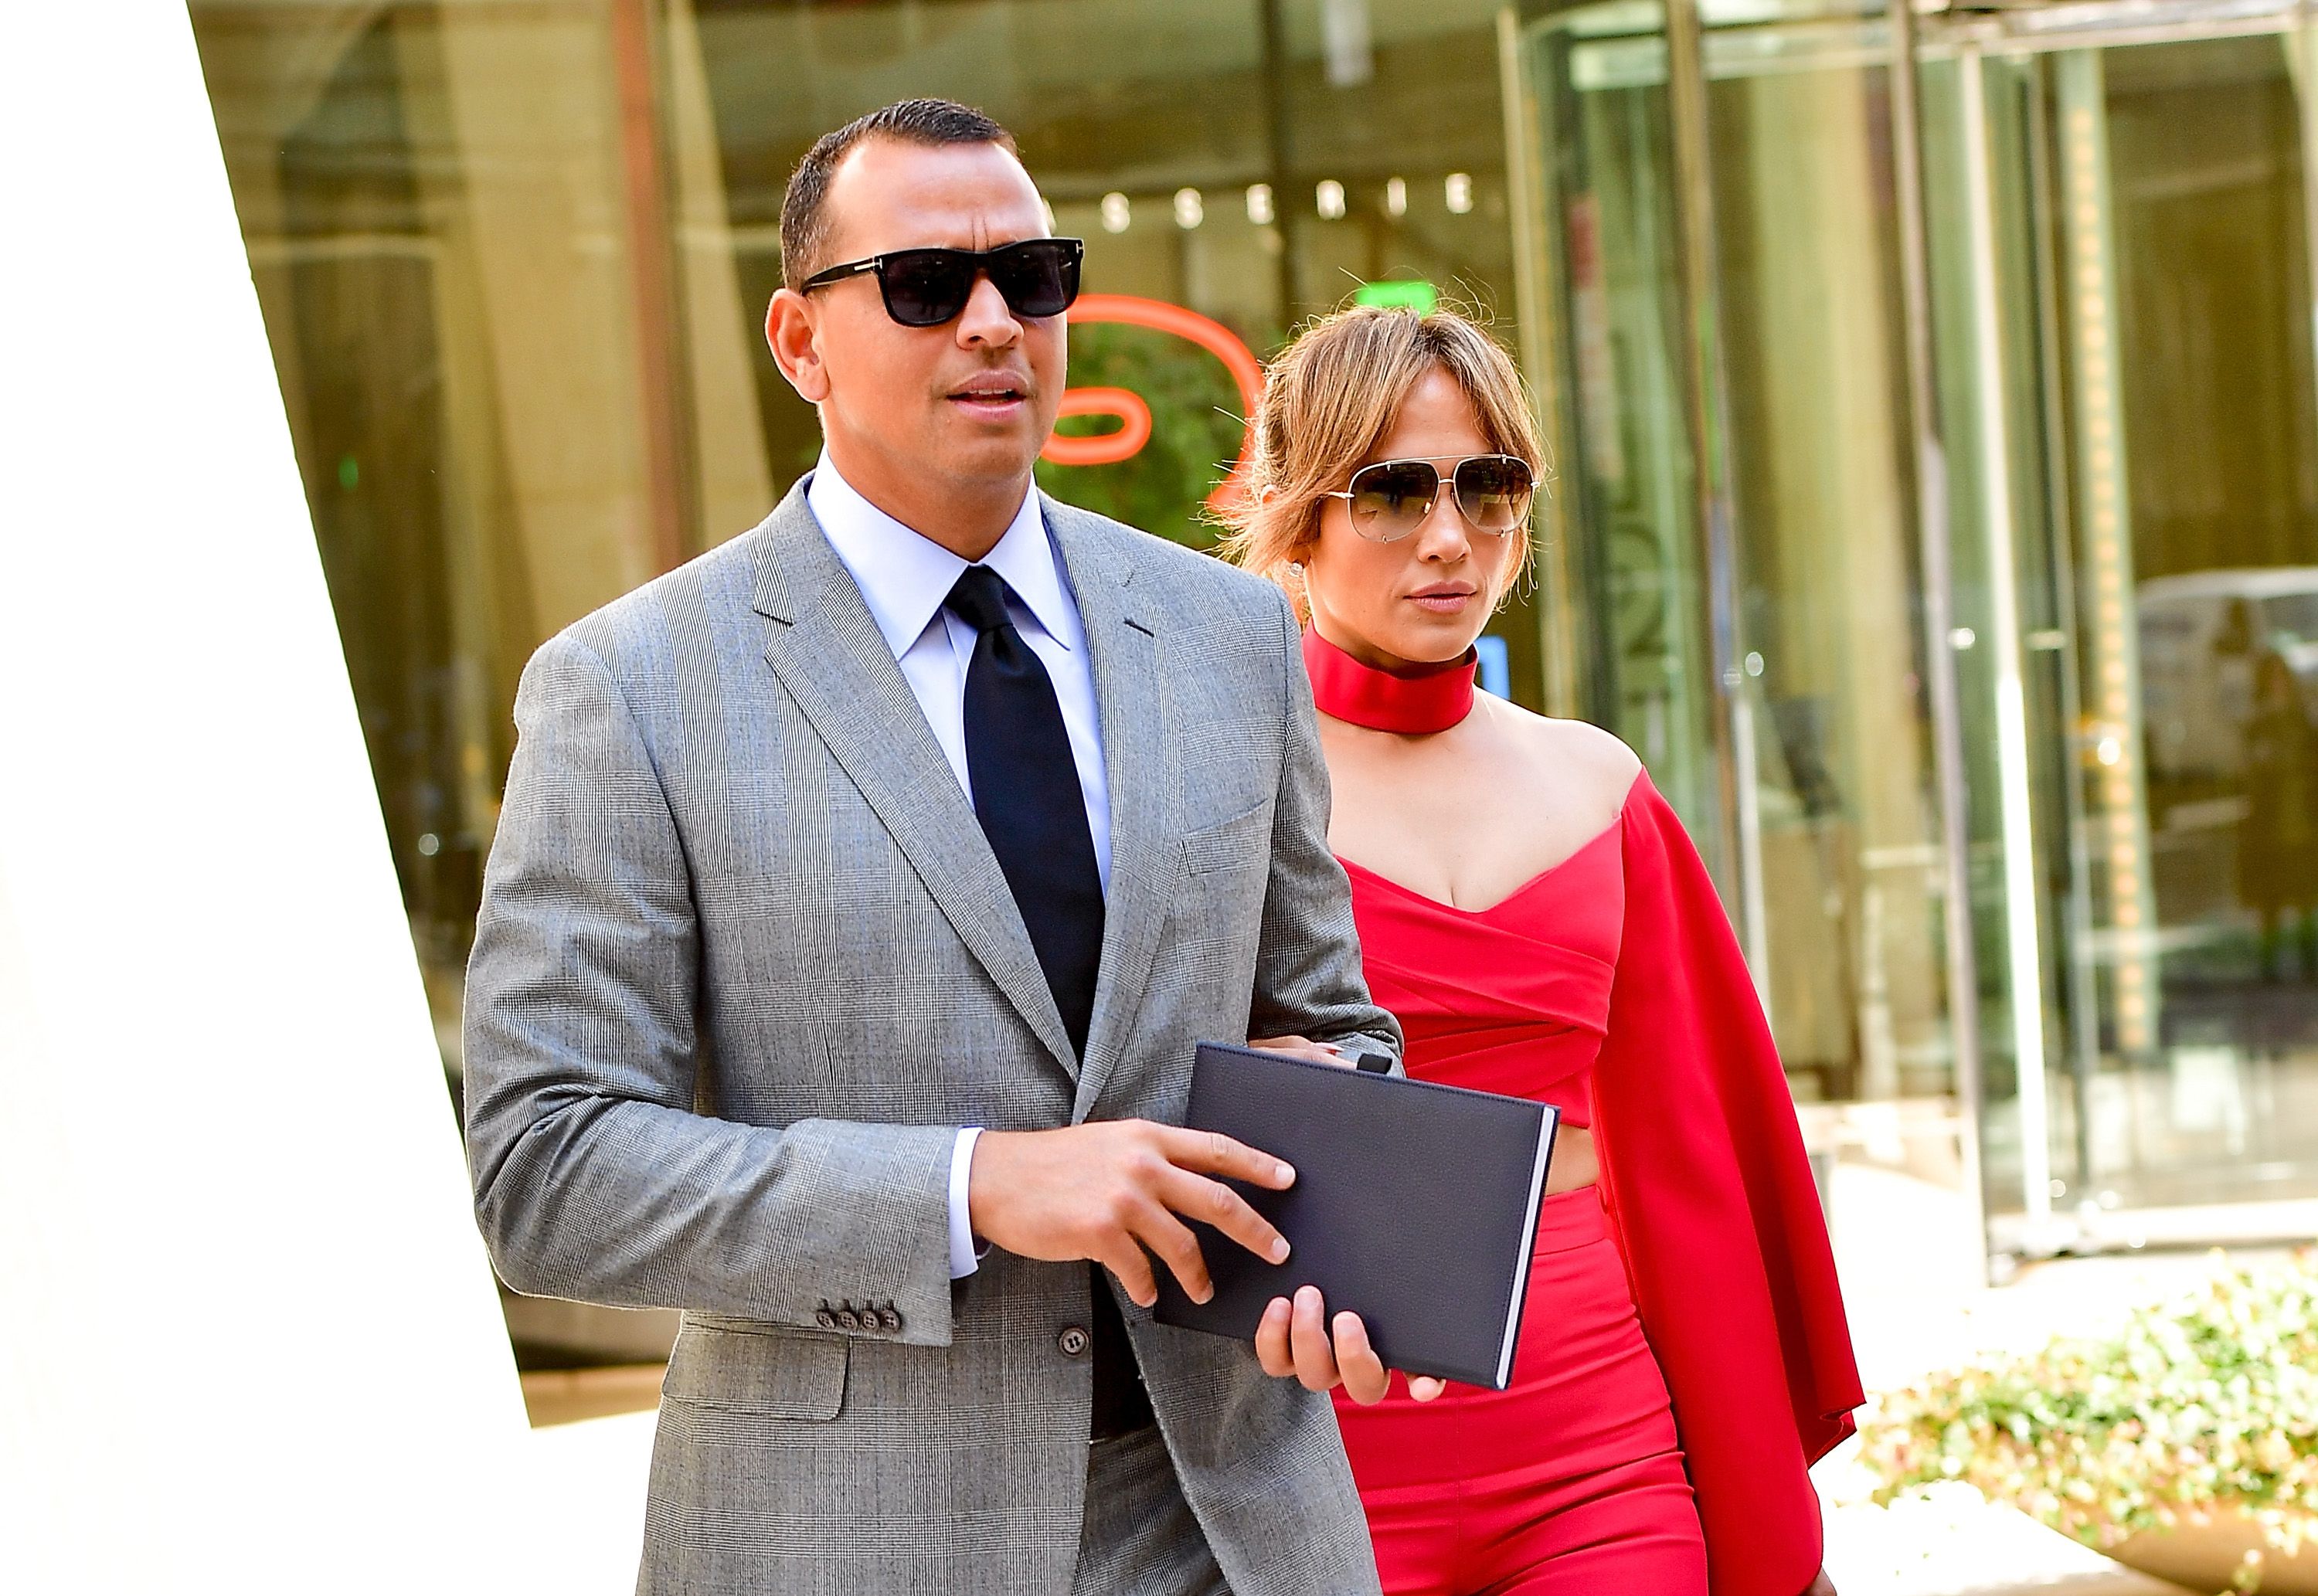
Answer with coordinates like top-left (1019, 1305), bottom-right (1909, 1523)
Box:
top-left (922, 421), bottom-right (1048, 484)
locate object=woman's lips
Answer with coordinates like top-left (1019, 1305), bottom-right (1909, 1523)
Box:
top-left (1405, 589), bottom-right (1476, 614)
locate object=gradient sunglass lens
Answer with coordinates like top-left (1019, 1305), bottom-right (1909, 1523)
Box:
top-left (1452, 456), bottom-right (1534, 533)
top-left (1348, 461), bottom-right (1444, 537)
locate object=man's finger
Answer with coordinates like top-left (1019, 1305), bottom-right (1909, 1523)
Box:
top-left (1157, 1125), bottom-right (1295, 1190)
top-left (1330, 1311), bottom-right (1390, 1405)
top-left (1409, 1375), bottom-right (1447, 1402)
top-left (1289, 1285), bottom-right (1339, 1392)
top-left (1255, 1295), bottom-right (1296, 1378)
top-left (1127, 1199), bottom-right (1213, 1304)
top-left (1154, 1166), bottom-right (1289, 1267)
top-left (1096, 1241), bottom-right (1160, 1309)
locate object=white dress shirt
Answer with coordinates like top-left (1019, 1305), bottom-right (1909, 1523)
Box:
top-left (807, 453), bottom-right (1111, 1278)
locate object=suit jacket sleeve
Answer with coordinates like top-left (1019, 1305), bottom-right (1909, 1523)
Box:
top-left (461, 632), bottom-right (959, 1344)
top-left (1244, 587), bottom-right (1403, 1067)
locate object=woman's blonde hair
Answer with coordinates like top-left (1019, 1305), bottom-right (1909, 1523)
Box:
top-left (1216, 304), bottom-right (1544, 615)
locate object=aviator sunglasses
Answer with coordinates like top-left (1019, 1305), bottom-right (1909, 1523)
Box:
top-left (1322, 454), bottom-right (1536, 542)
top-left (800, 237), bottom-right (1085, 328)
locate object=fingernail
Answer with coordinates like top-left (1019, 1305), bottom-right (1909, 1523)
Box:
top-left (1269, 1235), bottom-right (1290, 1263)
top-left (1276, 1161), bottom-right (1295, 1184)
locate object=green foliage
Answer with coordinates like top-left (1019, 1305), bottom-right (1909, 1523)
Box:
top-left (1861, 1254), bottom-right (2318, 1588)
top-left (1035, 321), bottom-right (1267, 550)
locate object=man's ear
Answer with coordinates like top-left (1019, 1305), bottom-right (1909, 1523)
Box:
top-left (766, 288), bottom-right (831, 404)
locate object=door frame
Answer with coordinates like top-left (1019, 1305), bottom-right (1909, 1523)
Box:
top-left (1507, 0), bottom-right (2318, 1275)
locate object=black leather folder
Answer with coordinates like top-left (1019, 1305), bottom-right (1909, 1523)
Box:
top-left (1151, 1041), bottom-right (1559, 1390)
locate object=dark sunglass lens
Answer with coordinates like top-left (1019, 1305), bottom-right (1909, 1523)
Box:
top-left (1350, 461), bottom-right (1440, 537)
top-left (989, 240), bottom-right (1080, 318)
top-left (878, 250), bottom-right (976, 327)
top-left (1453, 457), bottom-right (1534, 532)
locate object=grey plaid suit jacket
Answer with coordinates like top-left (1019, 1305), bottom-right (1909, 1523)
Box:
top-left (463, 480), bottom-right (1401, 1595)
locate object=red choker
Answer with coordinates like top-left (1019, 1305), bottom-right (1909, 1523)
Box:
top-left (1302, 627), bottom-right (1477, 735)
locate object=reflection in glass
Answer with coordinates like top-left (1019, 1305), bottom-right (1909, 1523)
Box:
top-left (1706, 52), bottom-right (1956, 1117)
top-left (2085, 36), bottom-right (2318, 1206)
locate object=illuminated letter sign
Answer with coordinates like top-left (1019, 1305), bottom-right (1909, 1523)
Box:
top-left (1042, 294), bottom-right (1265, 510)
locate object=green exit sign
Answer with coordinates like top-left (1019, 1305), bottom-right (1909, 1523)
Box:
top-left (1354, 280), bottom-right (1437, 314)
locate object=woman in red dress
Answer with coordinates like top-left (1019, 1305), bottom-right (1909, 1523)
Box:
top-left (1222, 305), bottom-right (1862, 1596)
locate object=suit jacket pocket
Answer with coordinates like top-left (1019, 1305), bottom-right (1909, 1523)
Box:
top-left (1181, 800), bottom-right (1271, 877)
top-left (663, 1317), bottom-right (848, 1421)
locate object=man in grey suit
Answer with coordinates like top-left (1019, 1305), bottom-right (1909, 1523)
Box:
top-left (463, 98), bottom-right (1406, 1594)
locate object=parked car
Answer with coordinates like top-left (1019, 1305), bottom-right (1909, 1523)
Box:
top-left (2137, 568), bottom-right (2318, 786)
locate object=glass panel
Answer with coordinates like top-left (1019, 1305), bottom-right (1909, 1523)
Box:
top-left (2061, 35), bottom-right (2318, 1211)
top-left (1701, 45), bottom-right (1963, 1130)
top-left (1517, 3), bottom-right (1724, 834)
top-left (190, 2), bottom-right (695, 1093)
top-left (1919, 48), bottom-right (2083, 1246)
top-left (1919, 26), bottom-right (2318, 1245)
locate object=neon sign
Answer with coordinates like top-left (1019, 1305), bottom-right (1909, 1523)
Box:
top-left (1042, 294), bottom-right (1264, 510)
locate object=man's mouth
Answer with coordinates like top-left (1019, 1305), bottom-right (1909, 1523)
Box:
top-left (948, 378), bottom-right (1030, 413)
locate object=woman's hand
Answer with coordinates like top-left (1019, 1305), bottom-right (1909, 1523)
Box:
top-left (1248, 1034), bottom-right (1353, 1066)
top-left (1801, 1568), bottom-right (1837, 1596)
top-left (1254, 1287), bottom-right (1448, 1404)
top-left (1244, 1037), bottom-right (1439, 1402)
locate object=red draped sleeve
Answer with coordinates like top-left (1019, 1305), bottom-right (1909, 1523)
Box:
top-left (1592, 772), bottom-right (1864, 1596)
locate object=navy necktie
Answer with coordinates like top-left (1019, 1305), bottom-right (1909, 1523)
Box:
top-left (944, 564), bottom-right (1149, 1440)
top-left (943, 565), bottom-right (1105, 1058)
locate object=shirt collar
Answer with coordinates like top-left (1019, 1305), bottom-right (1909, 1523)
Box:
top-left (806, 451), bottom-right (1076, 659)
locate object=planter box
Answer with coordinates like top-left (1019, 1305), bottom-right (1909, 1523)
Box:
top-left (2110, 1509), bottom-right (2318, 1594)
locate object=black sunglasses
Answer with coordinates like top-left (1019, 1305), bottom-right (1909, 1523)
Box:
top-left (1322, 454), bottom-right (1536, 542)
top-left (800, 238), bottom-right (1085, 328)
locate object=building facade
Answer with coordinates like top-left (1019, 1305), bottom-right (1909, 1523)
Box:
top-left (186, 0), bottom-right (2318, 1326)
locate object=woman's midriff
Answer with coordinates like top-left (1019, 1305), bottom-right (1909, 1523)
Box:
top-left (1542, 1126), bottom-right (1598, 1195)
top-left (1332, 1185), bottom-right (1677, 1492)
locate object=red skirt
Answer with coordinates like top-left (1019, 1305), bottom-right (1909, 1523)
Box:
top-left (1333, 1187), bottom-right (1708, 1596)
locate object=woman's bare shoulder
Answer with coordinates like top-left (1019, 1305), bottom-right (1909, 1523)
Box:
top-left (1480, 695), bottom-right (1645, 810)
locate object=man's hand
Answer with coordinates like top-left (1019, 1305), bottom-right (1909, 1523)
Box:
top-left (967, 1121), bottom-right (1294, 1307)
top-left (1256, 1286), bottom-right (1448, 1405)
top-left (1802, 1571), bottom-right (1837, 1596)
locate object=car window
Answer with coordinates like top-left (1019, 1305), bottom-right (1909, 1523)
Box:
top-left (2262, 590), bottom-right (2318, 641)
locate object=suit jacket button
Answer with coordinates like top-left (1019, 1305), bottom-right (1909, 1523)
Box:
top-left (881, 1307), bottom-right (903, 1333)
top-left (838, 1308), bottom-right (862, 1331)
top-left (1058, 1326), bottom-right (1090, 1358)
top-left (815, 1309), bottom-right (838, 1329)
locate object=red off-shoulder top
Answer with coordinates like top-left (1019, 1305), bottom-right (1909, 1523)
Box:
top-left (1347, 767), bottom-right (1863, 1596)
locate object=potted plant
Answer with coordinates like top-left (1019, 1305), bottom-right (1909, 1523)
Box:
top-left (1860, 1255), bottom-right (2318, 1594)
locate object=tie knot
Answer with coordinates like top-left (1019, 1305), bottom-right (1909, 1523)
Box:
top-left (944, 565), bottom-right (1016, 634)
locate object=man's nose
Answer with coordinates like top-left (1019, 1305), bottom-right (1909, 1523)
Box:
top-left (955, 273), bottom-right (1022, 347)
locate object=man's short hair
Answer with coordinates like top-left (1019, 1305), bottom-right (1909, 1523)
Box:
top-left (780, 99), bottom-right (1019, 291)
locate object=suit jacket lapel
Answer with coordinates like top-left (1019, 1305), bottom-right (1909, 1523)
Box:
top-left (750, 484), bottom-right (1079, 1081)
top-left (1048, 498), bottom-right (1174, 1120)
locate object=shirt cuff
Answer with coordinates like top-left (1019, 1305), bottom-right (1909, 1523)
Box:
top-left (947, 1126), bottom-right (985, 1279)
